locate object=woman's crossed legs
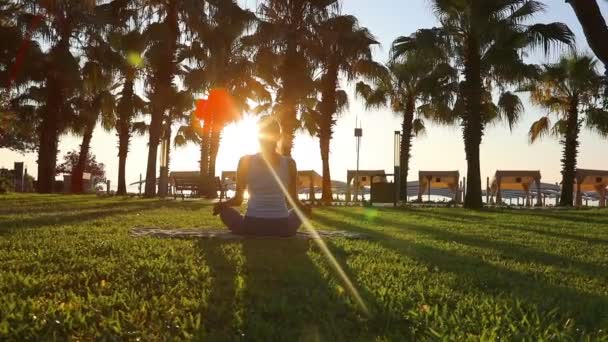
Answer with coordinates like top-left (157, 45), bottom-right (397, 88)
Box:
top-left (219, 207), bottom-right (302, 237)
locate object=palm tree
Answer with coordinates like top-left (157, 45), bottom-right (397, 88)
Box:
top-left (70, 57), bottom-right (115, 193)
top-left (141, 0), bottom-right (216, 197)
top-left (95, 0), bottom-right (147, 195)
top-left (0, 0), bottom-right (44, 152)
top-left (18, 0), bottom-right (94, 193)
top-left (141, 0), bottom-right (182, 197)
top-left (394, 0), bottom-right (575, 208)
top-left (110, 30), bottom-right (147, 195)
top-left (250, 0), bottom-right (338, 156)
top-left (183, 0), bottom-right (270, 197)
top-left (158, 89), bottom-right (194, 195)
top-left (310, 14), bottom-right (383, 204)
top-left (527, 53), bottom-right (608, 206)
top-left (357, 34), bottom-right (457, 202)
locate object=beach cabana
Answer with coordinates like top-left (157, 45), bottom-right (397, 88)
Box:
top-left (221, 170), bottom-right (322, 200)
top-left (297, 170), bottom-right (323, 200)
top-left (417, 171), bottom-right (461, 203)
top-left (486, 182), bottom-right (561, 207)
top-left (346, 170), bottom-right (387, 202)
top-left (575, 169), bottom-right (608, 208)
top-left (490, 170), bottom-right (542, 207)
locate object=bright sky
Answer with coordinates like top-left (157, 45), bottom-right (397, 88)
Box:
top-left (2, 0), bottom-right (608, 191)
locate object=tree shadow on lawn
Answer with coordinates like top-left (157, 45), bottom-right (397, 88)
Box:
top-left (0, 196), bottom-right (212, 215)
top-left (320, 209), bottom-right (607, 281)
top-left (0, 198), bottom-right (91, 214)
top-left (0, 200), bottom-right (213, 233)
top-left (332, 207), bottom-right (608, 246)
top-left (313, 212), bottom-right (608, 330)
top-left (195, 238), bottom-right (385, 340)
top-left (402, 208), bottom-right (608, 246)
top-left (490, 208), bottom-right (608, 226)
top-left (320, 239), bottom-right (413, 338)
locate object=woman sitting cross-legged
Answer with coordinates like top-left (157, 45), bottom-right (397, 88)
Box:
top-left (213, 117), bottom-right (311, 237)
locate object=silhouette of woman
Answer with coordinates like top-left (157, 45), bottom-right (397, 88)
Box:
top-left (213, 116), bottom-right (311, 236)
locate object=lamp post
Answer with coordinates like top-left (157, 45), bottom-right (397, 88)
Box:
top-left (394, 131), bottom-right (401, 207)
top-left (354, 125), bottom-right (362, 203)
top-left (158, 137), bottom-right (169, 197)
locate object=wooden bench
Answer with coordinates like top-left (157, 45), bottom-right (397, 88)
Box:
top-left (170, 172), bottom-right (225, 200)
top-left (170, 172), bottom-right (200, 199)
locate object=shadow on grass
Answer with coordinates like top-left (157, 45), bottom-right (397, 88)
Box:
top-left (326, 207), bottom-right (608, 246)
top-left (0, 196), bottom-right (213, 215)
top-left (322, 239), bottom-right (412, 338)
top-left (0, 199), bottom-right (213, 233)
top-left (489, 208), bottom-right (608, 226)
top-left (314, 212), bottom-right (608, 329)
top-left (195, 238), bottom-right (376, 340)
top-left (403, 208), bottom-right (608, 246)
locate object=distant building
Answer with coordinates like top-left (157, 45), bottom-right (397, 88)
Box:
top-left (62, 173), bottom-right (96, 194)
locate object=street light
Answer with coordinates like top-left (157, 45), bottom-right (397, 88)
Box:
top-left (394, 131), bottom-right (401, 206)
top-left (354, 125), bottom-right (362, 202)
top-left (158, 137), bottom-right (169, 197)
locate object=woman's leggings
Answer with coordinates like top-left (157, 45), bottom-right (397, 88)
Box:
top-left (219, 207), bottom-right (302, 237)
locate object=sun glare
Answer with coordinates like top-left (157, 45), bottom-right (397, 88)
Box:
top-left (220, 115), bottom-right (260, 157)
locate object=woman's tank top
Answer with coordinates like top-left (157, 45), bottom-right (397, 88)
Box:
top-left (245, 153), bottom-right (290, 219)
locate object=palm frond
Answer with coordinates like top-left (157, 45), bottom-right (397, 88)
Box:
top-left (586, 107), bottom-right (608, 137)
top-left (335, 89), bottom-right (349, 114)
top-left (132, 121), bottom-right (148, 136)
top-left (498, 92), bottom-right (524, 131)
top-left (529, 116), bottom-right (551, 143)
top-left (551, 119), bottom-right (568, 137)
top-left (526, 23), bottom-right (575, 55)
top-left (355, 82), bottom-right (388, 110)
top-left (412, 118), bottom-right (426, 136)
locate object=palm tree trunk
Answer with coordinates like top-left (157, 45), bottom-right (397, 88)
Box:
top-left (604, 68), bottom-right (608, 109)
top-left (36, 113), bottom-right (59, 193)
top-left (206, 127), bottom-right (221, 198)
top-left (72, 120), bottom-right (95, 194)
top-left (37, 35), bottom-right (71, 194)
top-left (117, 128), bottom-right (129, 195)
top-left (319, 66), bottom-right (338, 204)
top-left (462, 34), bottom-right (484, 209)
top-left (278, 36), bottom-right (299, 156)
top-left (400, 96), bottom-right (415, 202)
top-left (144, 108), bottom-right (163, 197)
top-left (319, 132), bottom-right (331, 204)
top-left (559, 97), bottom-right (580, 206)
top-left (37, 81), bottom-right (62, 193)
top-left (199, 122), bottom-right (211, 198)
top-left (567, 0), bottom-right (608, 66)
top-left (144, 0), bottom-right (178, 197)
top-left (116, 78), bottom-right (134, 196)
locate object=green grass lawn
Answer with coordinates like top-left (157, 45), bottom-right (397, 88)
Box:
top-left (1, 194), bottom-right (607, 340)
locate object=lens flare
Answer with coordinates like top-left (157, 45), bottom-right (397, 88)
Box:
top-left (364, 207), bottom-right (379, 222)
top-left (259, 154), bottom-right (370, 316)
top-left (195, 88), bottom-right (238, 122)
top-left (126, 51), bottom-right (143, 68)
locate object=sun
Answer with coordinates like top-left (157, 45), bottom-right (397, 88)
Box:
top-left (216, 114), bottom-right (260, 165)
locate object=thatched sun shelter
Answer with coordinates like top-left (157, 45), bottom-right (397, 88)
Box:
top-left (221, 170), bottom-right (322, 200)
top-left (297, 170), bottom-right (323, 200)
top-left (575, 169), bottom-right (608, 208)
top-left (490, 170), bottom-right (542, 207)
top-left (346, 170), bottom-right (387, 202)
top-left (417, 171), bottom-right (461, 203)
